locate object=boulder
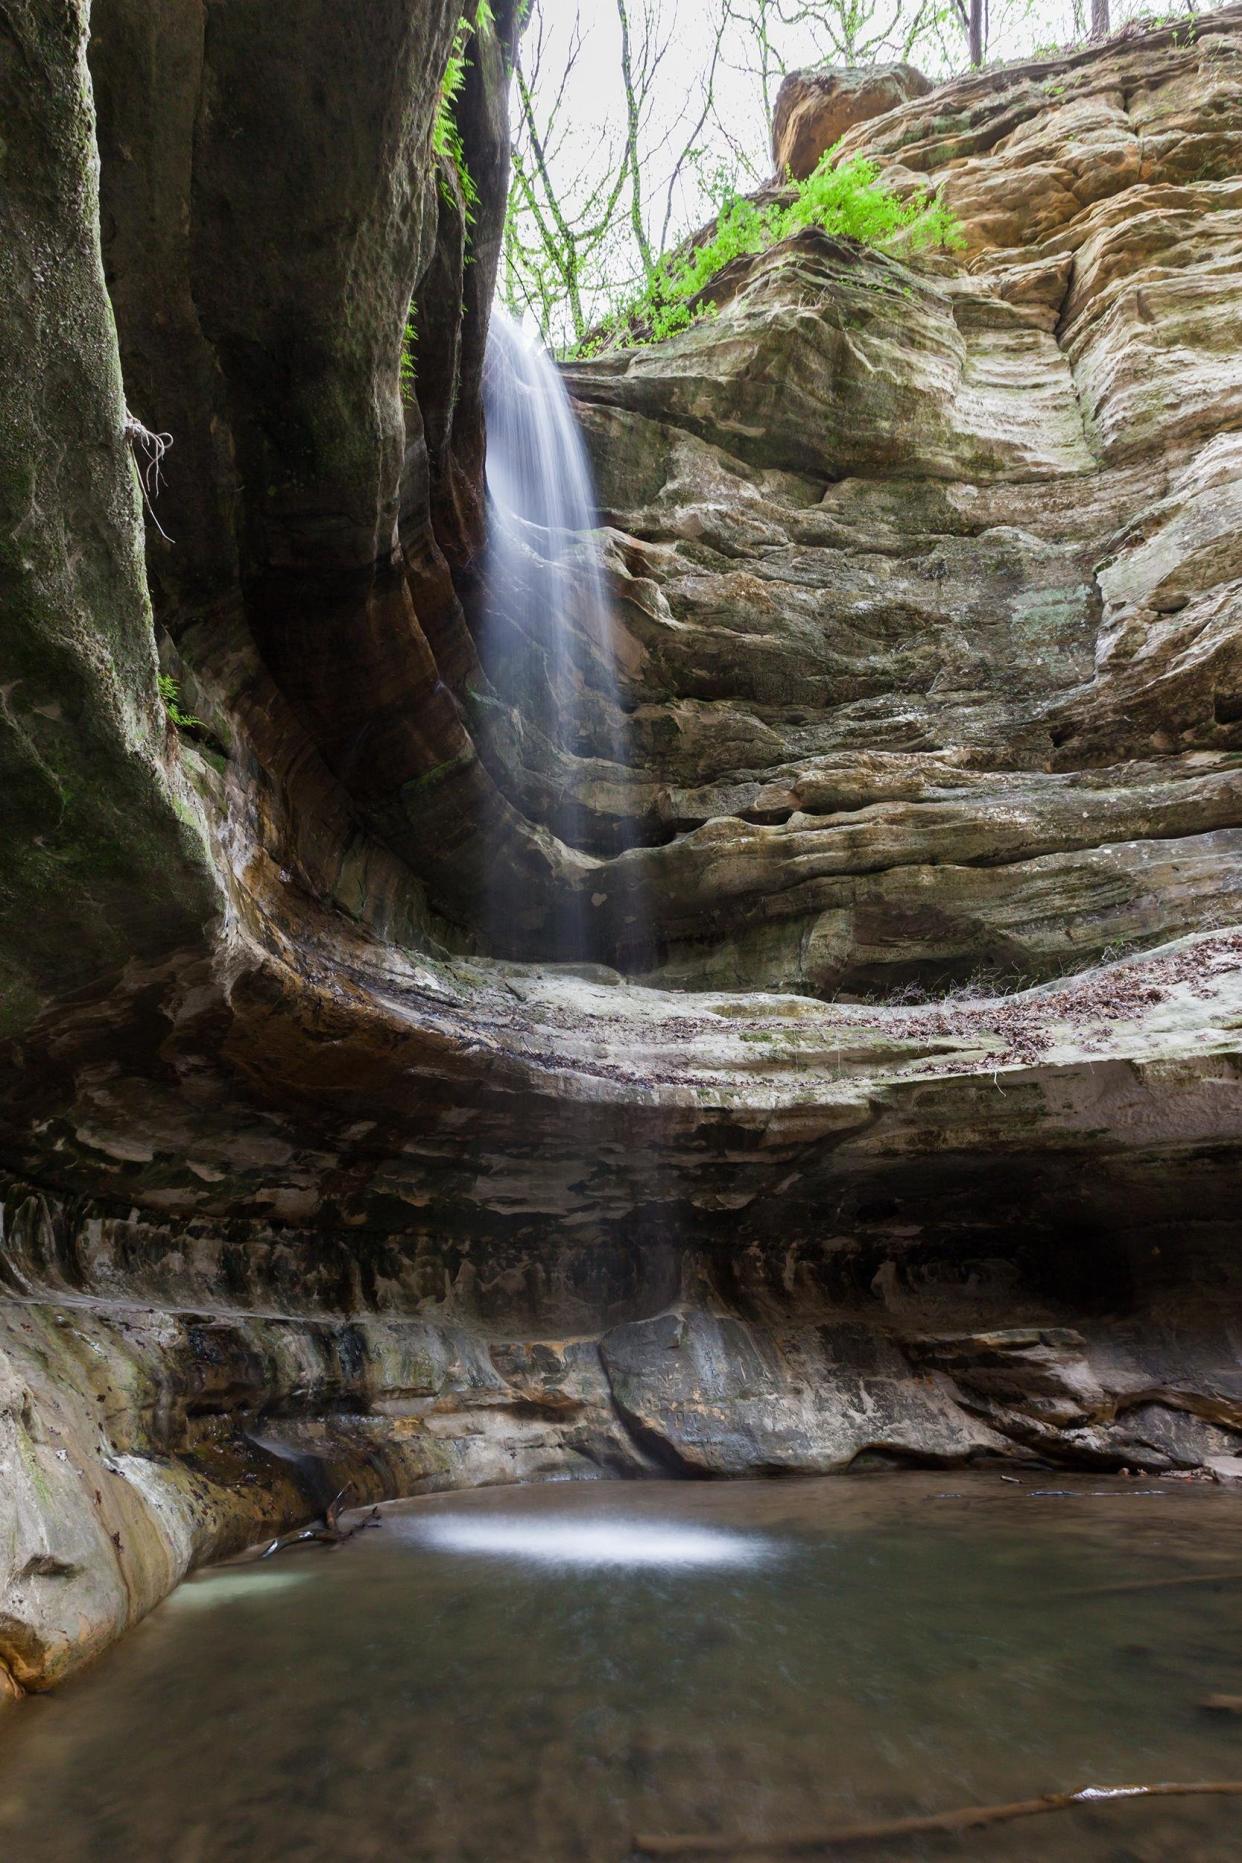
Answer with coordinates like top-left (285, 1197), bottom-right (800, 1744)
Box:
top-left (771, 61), bottom-right (932, 178)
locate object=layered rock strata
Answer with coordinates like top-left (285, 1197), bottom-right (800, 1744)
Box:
top-left (3, 4), bottom-right (1242, 1693)
top-left (771, 60), bottom-right (932, 178)
top-left (566, 8), bottom-right (1242, 991)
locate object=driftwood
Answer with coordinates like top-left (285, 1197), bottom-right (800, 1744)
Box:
top-left (259, 1485), bottom-right (380, 1560)
top-left (1202, 1695), bottom-right (1242, 1714)
top-left (632, 1781), bottom-right (1242, 1856)
top-left (1062, 1568), bottom-right (1242, 1599)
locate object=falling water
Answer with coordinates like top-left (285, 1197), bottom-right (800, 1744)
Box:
top-left (480, 305), bottom-right (633, 963)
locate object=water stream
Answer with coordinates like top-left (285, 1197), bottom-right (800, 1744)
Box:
top-left (3, 1475), bottom-right (1242, 1860)
top-left (480, 306), bottom-right (635, 962)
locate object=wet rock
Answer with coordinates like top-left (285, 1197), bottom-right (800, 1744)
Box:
top-left (0, 0), bottom-right (222, 1032)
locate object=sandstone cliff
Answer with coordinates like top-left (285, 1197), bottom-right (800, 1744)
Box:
top-left (3, 4), bottom-right (1242, 1693)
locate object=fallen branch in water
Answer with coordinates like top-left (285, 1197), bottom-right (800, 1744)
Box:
top-left (632, 1781), bottom-right (1242, 1855)
top-left (1062, 1569), bottom-right (1242, 1598)
top-left (260, 1485), bottom-right (381, 1560)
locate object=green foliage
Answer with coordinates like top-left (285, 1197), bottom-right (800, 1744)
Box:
top-left (434, 3), bottom-right (494, 223)
top-left (417, 3), bottom-right (493, 392)
top-left (783, 152), bottom-right (963, 251)
top-left (158, 674), bottom-right (205, 735)
top-left (401, 304), bottom-right (417, 398)
top-left (578, 147), bottom-right (965, 357)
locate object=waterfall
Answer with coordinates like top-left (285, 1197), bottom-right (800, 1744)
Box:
top-left (480, 305), bottom-right (632, 963)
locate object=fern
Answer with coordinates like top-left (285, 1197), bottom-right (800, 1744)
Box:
top-left (400, 304), bottom-right (418, 399)
top-left (158, 673), bottom-right (206, 734)
top-left (580, 148), bottom-right (965, 356)
top-left (783, 152), bottom-right (963, 252)
top-left (434, 4), bottom-right (494, 223)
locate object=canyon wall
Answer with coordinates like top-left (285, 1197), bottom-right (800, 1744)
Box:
top-left (2, 2), bottom-right (1242, 1693)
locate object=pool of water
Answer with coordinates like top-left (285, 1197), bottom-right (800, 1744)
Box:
top-left (3, 1473), bottom-right (1242, 1860)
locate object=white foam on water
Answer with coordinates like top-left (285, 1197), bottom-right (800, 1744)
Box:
top-left (165, 1570), bottom-right (313, 1610)
top-left (404, 1513), bottom-right (770, 1568)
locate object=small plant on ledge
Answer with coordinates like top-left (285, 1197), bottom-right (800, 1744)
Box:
top-left (576, 147), bottom-right (965, 356)
top-left (434, 2), bottom-right (495, 225)
top-left (158, 673), bottom-right (206, 736)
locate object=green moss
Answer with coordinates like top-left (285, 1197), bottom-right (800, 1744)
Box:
top-left (0, 961), bottom-right (46, 1041)
top-left (400, 748), bottom-right (475, 796)
top-left (13, 1420), bottom-right (53, 1508)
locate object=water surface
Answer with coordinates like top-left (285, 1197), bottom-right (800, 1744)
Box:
top-left (3, 1474), bottom-right (1242, 1860)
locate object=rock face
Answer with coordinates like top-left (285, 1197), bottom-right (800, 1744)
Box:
top-left (565, 7), bottom-right (1242, 997)
top-left (771, 61), bottom-right (932, 179)
top-left (4, 5), bottom-right (1242, 1693)
top-left (0, 0), bottom-right (222, 1029)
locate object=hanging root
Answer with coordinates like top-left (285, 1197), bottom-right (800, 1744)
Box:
top-left (123, 411), bottom-right (175, 542)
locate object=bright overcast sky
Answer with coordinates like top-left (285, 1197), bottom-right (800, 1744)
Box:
top-left (522, 0), bottom-right (1202, 193)
top-left (523, 0), bottom-right (1140, 191)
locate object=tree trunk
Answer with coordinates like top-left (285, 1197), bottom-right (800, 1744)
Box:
top-left (1092, 0), bottom-right (1111, 38)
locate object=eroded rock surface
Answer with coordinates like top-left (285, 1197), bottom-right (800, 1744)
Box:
top-left (565, 7), bottom-right (1242, 995)
top-left (4, 6), bottom-right (1242, 1693)
top-left (771, 61), bottom-right (932, 179)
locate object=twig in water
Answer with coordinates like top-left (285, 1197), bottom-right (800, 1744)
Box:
top-left (259, 1485), bottom-right (381, 1560)
top-left (632, 1781), bottom-right (1242, 1855)
top-left (1061, 1568), bottom-right (1242, 1599)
